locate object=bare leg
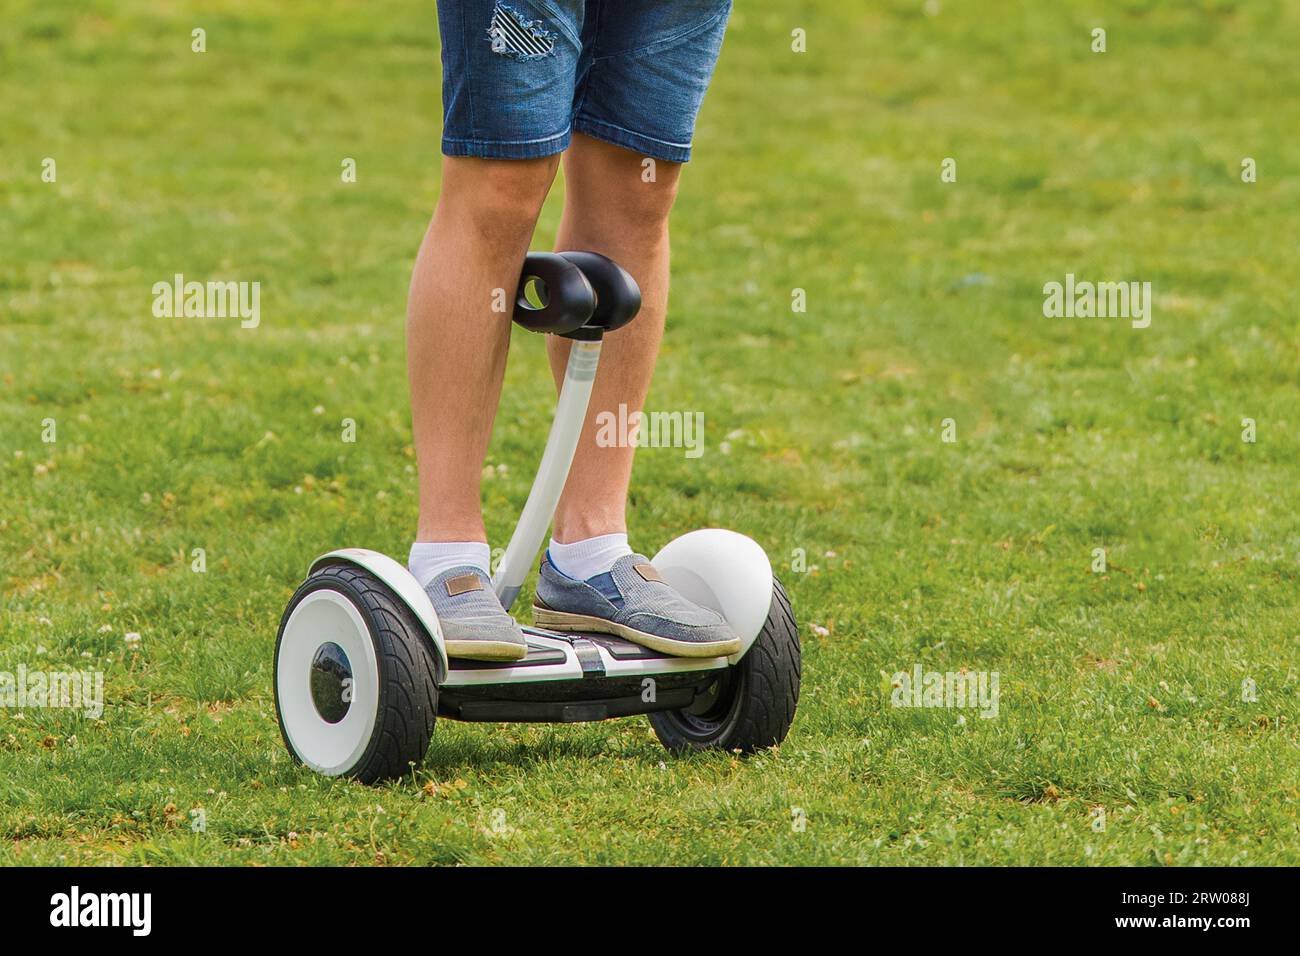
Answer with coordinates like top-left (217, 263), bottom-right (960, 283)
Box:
top-left (547, 134), bottom-right (683, 543)
top-left (408, 154), bottom-right (561, 542)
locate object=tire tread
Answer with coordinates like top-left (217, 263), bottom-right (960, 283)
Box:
top-left (649, 578), bottom-right (800, 754)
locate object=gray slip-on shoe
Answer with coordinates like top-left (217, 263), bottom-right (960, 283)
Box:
top-left (423, 566), bottom-right (527, 661)
top-left (533, 553), bottom-right (740, 658)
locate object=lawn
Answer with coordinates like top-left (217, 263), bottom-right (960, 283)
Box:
top-left (0, 0), bottom-right (1296, 865)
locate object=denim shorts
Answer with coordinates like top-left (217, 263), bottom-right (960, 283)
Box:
top-left (435, 0), bottom-right (732, 162)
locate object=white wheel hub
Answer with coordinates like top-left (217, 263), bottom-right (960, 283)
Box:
top-left (276, 588), bottom-right (381, 776)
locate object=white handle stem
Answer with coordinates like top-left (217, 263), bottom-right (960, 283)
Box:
top-left (492, 339), bottom-right (602, 610)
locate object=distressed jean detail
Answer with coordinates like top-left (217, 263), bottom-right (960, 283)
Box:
top-left (487, 3), bottom-right (556, 60)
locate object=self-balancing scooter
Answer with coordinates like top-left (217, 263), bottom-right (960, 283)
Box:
top-left (274, 252), bottom-right (800, 783)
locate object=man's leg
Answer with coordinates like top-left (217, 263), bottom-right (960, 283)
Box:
top-left (408, 154), bottom-right (560, 544)
top-left (546, 134), bottom-right (681, 545)
top-left (406, 154), bottom-right (560, 660)
top-left (528, 134), bottom-right (739, 658)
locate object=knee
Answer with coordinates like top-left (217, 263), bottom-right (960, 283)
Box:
top-left (573, 162), bottom-right (682, 242)
top-left (440, 155), bottom-right (560, 249)
top-left (618, 173), bottom-right (681, 233)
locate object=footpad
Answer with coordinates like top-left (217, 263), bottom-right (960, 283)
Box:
top-left (583, 634), bottom-right (676, 662)
top-left (447, 641), bottom-right (568, 670)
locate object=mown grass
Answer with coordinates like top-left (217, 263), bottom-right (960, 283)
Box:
top-left (0, 0), bottom-right (1296, 865)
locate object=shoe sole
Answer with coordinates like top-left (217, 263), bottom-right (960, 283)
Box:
top-left (444, 639), bottom-right (528, 662)
top-left (531, 607), bottom-right (741, 658)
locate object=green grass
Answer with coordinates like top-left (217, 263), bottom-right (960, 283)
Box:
top-left (1, 0), bottom-right (1297, 865)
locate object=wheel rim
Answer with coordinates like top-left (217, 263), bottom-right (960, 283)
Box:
top-left (276, 588), bottom-right (380, 775)
top-left (669, 668), bottom-right (744, 742)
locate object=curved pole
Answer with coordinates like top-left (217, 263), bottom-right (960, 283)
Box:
top-left (492, 338), bottom-right (602, 610)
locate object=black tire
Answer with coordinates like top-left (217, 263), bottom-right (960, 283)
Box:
top-left (274, 562), bottom-right (440, 785)
top-left (649, 578), bottom-right (800, 754)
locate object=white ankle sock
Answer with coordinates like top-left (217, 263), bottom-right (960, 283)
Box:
top-left (409, 541), bottom-right (491, 588)
top-left (547, 532), bottom-right (633, 581)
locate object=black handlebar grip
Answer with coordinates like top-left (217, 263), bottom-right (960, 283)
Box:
top-left (512, 252), bottom-right (596, 335)
top-left (557, 251), bottom-right (641, 340)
